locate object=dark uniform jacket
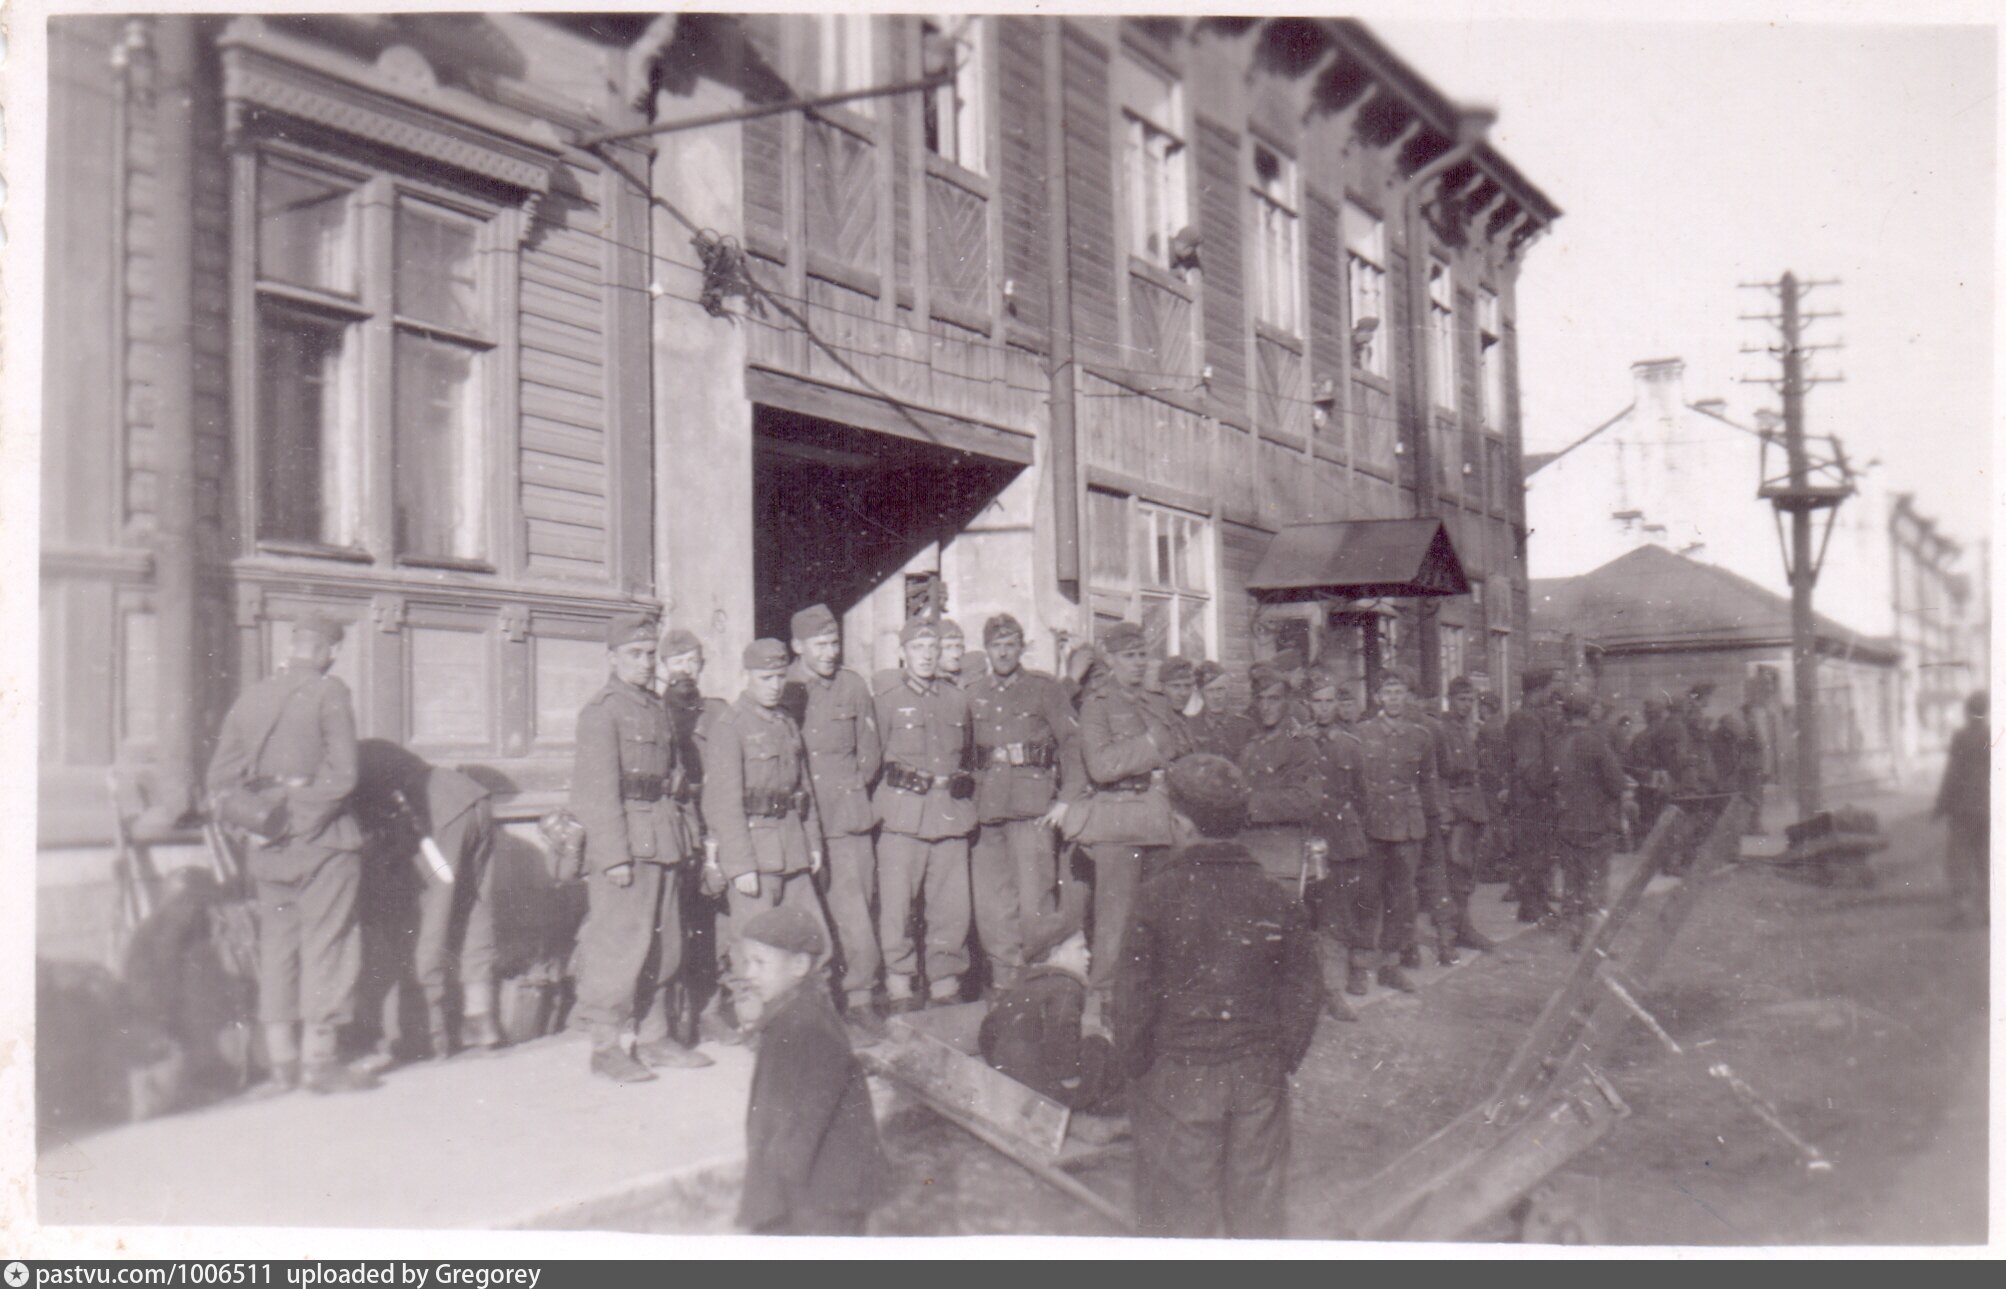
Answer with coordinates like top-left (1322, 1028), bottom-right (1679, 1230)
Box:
top-left (1069, 683), bottom-right (1190, 847)
top-left (1354, 712), bottom-right (1442, 843)
top-left (977, 965), bottom-right (1120, 1111)
top-left (207, 663), bottom-right (362, 863)
top-left (1237, 723), bottom-right (1326, 883)
top-left (783, 663), bottom-right (882, 838)
top-left (1936, 718), bottom-right (1990, 824)
top-left (1681, 713), bottom-right (1719, 793)
top-left (965, 667), bottom-right (1075, 823)
top-left (571, 678), bottom-right (694, 874)
top-left (351, 740), bottom-right (489, 837)
top-left (1186, 707), bottom-right (1258, 764)
top-left (1506, 704), bottom-right (1559, 818)
top-left (739, 981), bottom-right (889, 1230)
top-left (1554, 721), bottom-right (1627, 841)
top-left (871, 675), bottom-right (975, 840)
top-left (1114, 842), bottom-right (1324, 1077)
top-left (1436, 714), bottom-right (1490, 825)
top-left (1313, 724), bottom-right (1371, 861)
top-left (699, 695), bottom-right (823, 879)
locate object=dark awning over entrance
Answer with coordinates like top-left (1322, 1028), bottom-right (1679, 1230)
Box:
top-left (1248, 518), bottom-right (1471, 602)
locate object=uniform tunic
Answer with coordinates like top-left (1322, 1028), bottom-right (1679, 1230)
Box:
top-left (966, 668), bottom-right (1076, 982)
top-left (783, 663), bottom-right (881, 1005)
top-left (1353, 712), bottom-right (1442, 957)
top-left (1506, 702), bottom-right (1561, 914)
top-left (206, 662), bottom-right (364, 1047)
top-left (1185, 707), bottom-right (1258, 765)
top-left (1553, 720), bottom-right (1626, 918)
top-left (699, 695), bottom-right (829, 960)
top-left (872, 675), bottom-right (976, 991)
top-left (571, 677), bottom-right (698, 1036)
top-left (1429, 713), bottom-right (1488, 932)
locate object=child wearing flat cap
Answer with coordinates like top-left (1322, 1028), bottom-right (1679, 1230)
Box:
top-left (736, 906), bottom-right (888, 1236)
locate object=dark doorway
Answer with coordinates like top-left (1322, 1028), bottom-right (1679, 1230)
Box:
top-left (751, 405), bottom-right (1022, 640)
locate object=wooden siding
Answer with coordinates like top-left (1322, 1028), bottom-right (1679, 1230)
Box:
top-left (1078, 370), bottom-right (1212, 502)
top-left (1061, 25), bottom-right (1118, 370)
top-left (1196, 116), bottom-right (1247, 424)
top-left (1256, 334), bottom-right (1306, 440)
top-left (1220, 519), bottom-right (1268, 694)
top-left (804, 113), bottom-right (882, 282)
top-left (996, 16), bottom-right (1048, 336)
top-left (1129, 271), bottom-right (1193, 377)
top-left (927, 169), bottom-right (990, 319)
top-left (1304, 184), bottom-right (1344, 456)
top-left (520, 185), bottom-right (611, 580)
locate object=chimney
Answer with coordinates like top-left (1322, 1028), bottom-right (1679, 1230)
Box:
top-left (1630, 357), bottom-right (1685, 424)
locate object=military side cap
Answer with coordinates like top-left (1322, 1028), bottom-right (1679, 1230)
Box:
top-left (292, 610), bottom-right (346, 646)
top-left (1099, 621), bottom-right (1147, 653)
top-left (790, 603), bottom-right (839, 642)
top-left (1195, 661), bottom-right (1226, 690)
top-left (660, 627), bottom-right (703, 659)
top-left (607, 613), bottom-right (657, 648)
top-left (939, 617), bottom-right (965, 641)
top-left (1248, 664), bottom-right (1289, 697)
top-left (984, 613), bottom-right (1025, 645)
top-left (1165, 753), bottom-right (1250, 837)
top-left (1447, 674), bottom-right (1477, 698)
top-left (1022, 903), bottom-right (1088, 965)
top-left (743, 638), bottom-right (790, 671)
top-left (740, 905), bottom-right (827, 960)
top-left (1521, 667), bottom-right (1555, 693)
top-left (1158, 655), bottom-right (1196, 685)
top-left (901, 617), bottom-right (942, 645)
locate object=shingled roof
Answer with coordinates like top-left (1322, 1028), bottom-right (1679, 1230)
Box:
top-left (1529, 544), bottom-right (1899, 664)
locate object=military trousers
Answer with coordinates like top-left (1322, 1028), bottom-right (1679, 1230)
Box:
top-left (1361, 839), bottom-right (1421, 960)
top-left (413, 801), bottom-right (498, 1012)
top-left (575, 860), bottom-right (683, 1036)
top-left (972, 818), bottom-right (1060, 989)
top-left (878, 833), bottom-right (972, 996)
top-left (1082, 843), bottom-right (1163, 1000)
top-left (1555, 832), bottom-right (1616, 921)
top-left (819, 833), bottom-right (881, 1008)
top-left (254, 844), bottom-right (363, 1036)
top-left (1420, 821), bottom-right (1480, 932)
top-left (1132, 1050), bottom-right (1290, 1239)
top-left (1510, 812), bottom-right (1558, 915)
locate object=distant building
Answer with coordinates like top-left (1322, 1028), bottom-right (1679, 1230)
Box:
top-left (1888, 493), bottom-right (1986, 768)
top-left (1531, 545), bottom-right (1901, 791)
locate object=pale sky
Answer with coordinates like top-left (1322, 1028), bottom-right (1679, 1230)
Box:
top-left (1373, 16), bottom-right (1997, 551)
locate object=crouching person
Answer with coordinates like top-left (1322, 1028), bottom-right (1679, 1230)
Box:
top-left (1116, 754), bottom-right (1324, 1239)
top-left (977, 905), bottom-right (1123, 1117)
top-left (737, 907), bottom-right (890, 1237)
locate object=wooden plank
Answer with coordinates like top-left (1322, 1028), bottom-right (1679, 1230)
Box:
top-left (520, 275), bottom-right (606, 331)
top-left (526, 524), bottom-right (608, 564)
top-left (1197, 116), bottom-right (1247, 416)
top-left (1061, 25), bottom-right (1117, 369)
top-left (874, 1018), bottom-right (1069, 1159)
top-left (522, 415), bottom-right (607, 465)
top-left (521, 312), bottom-right (609, 366)
top-left (522, 483), bottom-right (612, 531)
top-left (521, 448), bottom-right (608, 497)
top-left (520, 254), bottom-right (604, 304)
top-left (521, 381), bottom-right (606, 433)
top-left (521, 346), bottom-right (606, 400)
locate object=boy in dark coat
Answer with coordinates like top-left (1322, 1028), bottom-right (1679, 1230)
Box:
top-left (977, 907), bottom-right (1122, 1114)
top-left (736, 906), bottom-right (889, 1235)
top-left (1934, 690), bottom-right (1990, 928)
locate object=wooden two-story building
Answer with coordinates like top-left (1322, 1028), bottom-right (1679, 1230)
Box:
top-left (38, 12), bottom-right (1555, 959)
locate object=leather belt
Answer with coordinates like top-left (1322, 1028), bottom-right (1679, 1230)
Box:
top-left (743, 787), bottom-right (809, 819)
top-left (885, 762), bottom-right (976, 799)
top-left (1097, 768), bottom-right (1166, 795)
top-left (978, 741), bottom-right (1058, 769)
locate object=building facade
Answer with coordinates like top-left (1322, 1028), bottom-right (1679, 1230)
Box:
top-left (1887, 493), bottom-right (1985, 769)
top-left (39, 13), bottom-right (1555, 956)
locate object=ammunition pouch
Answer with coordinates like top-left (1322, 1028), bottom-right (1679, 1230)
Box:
top-left (883, 762), bottom-right (935, 794)
top-left (743, 787), bottom-right (810, 820)
top-left (619, 771), bottom-right (670, 803)
top-left (947, 771), bottom-right (977, 800)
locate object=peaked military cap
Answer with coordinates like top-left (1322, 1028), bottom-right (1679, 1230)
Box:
top-left (607, 613), bottom-right (657, 648)
top-left (1248, 664), bottom-right (1289, 697)
top-left (1158, 655), bottom-right (1196, 686)
top-left (790, 603), bottom-right (839, 642)
top-left (1099, 621), bottom-right (1147, 653)
top-left (1447, 674), bottom-right (1477, 698)
top-left (743, 638), bottom-right (791, 671)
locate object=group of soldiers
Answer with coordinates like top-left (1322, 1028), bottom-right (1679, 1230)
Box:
top-left (203, 599), bottom-right (1660, 1102)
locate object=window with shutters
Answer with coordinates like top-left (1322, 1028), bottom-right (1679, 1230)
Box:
top-left (1088, 487), bottom-right (1214, 659)
top-left (1344, 199), bottom-right (1389, 379)
top-left (247, 150), bottom-right (501, 567)
top-left (922, 14), bottom-right (986, 175)
top-left (1250, 143), bottom-right (1301, 336)
top-left (1427, 259), bottom-right (1457, 410)
top-left (1479, 286), bottom-right (1506, 428)
top-left (1118, 55), bottom-right (1187, 271)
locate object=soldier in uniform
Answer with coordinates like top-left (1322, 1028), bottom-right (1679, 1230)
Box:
top-left (1158, 656), bottom-right (1199, 719)
top-left (1628, 695), bottom-right (1670, 837)
top-left (571, 614), bottom-right (710, 1082)
top-left (652, 627), bottom-right (717, 1050)
top-left (1350, 668), bottom-right (1442, 995)
top-left (206, 610), bottom-right (377, 1094)
top-left (701, 639), bottom-right (829, 1017)
top-left (872, 618), bottom-right (978, 1011)
top-left (938, 617), bottom-right (969, 687)
top-left (1553, 687), bottom-right (1628, 950)
top-left (782, 605), bottom-right (885, 1040)
top-left (1186, 661), bottom-right (1256, 763)
top-left (966, 613), bottom-right (1076, 995)
top-left (1934, 690), bottom-right (1990, 928)
top-left (1115, 754), bottom-right (1323, 1239)
top-left (1067, 621), bottom-right (1191, 1012)
top-left (1475, 690), bottom-right (1512, 882)
top-left (1507, 669), bottom-right (1562, 923)
top-left (1427, 676), bottom-right (1497, 965)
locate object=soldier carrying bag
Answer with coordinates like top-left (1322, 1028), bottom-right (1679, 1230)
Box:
top-left (209, 680), bottom-right (311, 844)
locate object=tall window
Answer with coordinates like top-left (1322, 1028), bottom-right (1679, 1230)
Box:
top-left (1427, 259), bottom-right (1456, 410)
top-left (1344, 199), bottom-right (1388, 378)
top-left (1088, 488), bottom-right (1213, 659)
top-left (1118, 55), bottom-right (1187, 270)
top-left (810, 15), bottom-right (876, 106)
top-left (922, 14), bottom-right (985, 174)
top-left (1478, 287), bottom-right (1505, 428)
top-left (252, 154), bottom-right (496, 563)
top-left (1440, 623), bottom-right (1467, 686)
top-left (1251, 143), bottom-right (1301, 334)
